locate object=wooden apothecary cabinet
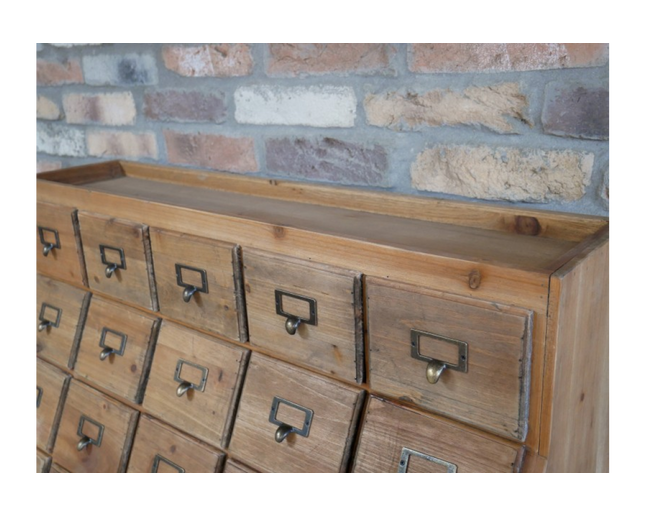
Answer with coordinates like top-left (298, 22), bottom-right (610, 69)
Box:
top-left (36, 160), bottom-right (608, 473)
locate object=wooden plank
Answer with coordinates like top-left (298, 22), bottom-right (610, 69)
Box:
top-left (37, 160), bottom-right (124, 184)
top-left (37, 359), bottom-right (70, 453)
top-left (540, 234), bottom-right (609, 471)
top-left (37, 449), bottom-right (52, 473)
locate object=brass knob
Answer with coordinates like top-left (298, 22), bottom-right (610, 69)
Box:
top-left (99, 348), bottom-right (114, 361)
top-left (182, 286), bottom-right (197, 303)
top-left (77, 436), bottom-right (92, 451)
top-left (285, 317), bottom-right (301, 335)
top-left (105, 263), bottom-right (118, 278)
top-left (275, 423), bottom-right (295, 443)
top-left (176, 381), bottom-right (193, 397)
top-left (38, 321), bottom-right (52, 332)
top-left (42, 243), bottom-right (54, 257)
top-left (426, 361), bottom-right (447, 384)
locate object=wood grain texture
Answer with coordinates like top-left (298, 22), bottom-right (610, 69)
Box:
top-left (223, 459), bottom-right (258, 473)
top-left (37, 202), bottom-right (86, 286)
top-left (74, 296), bottom-right (160, 403)
top-left (142, 321), bottom-right (249, 448)
top-left (37, 359), bottom-right (70, 453)
top-left (37, 449), bottom-right (52, 473)
top-left (49, 463), bottom-right (70, 473)
top-left (244, 249), bottom-right (363, 383)
top-left (37, 160), bottom-right (124, 185)
top-left (228, 354), bottom-right (365, 473)
top-left (37, 275), bottom-right (91, 369)
top-left (127, 415), bottom-right (225, 473)
top-left (77, 212), bottom-right (157, 310)
top-left (367, 278), bottom-right (533, 441)
top-left (352, 397), bottom-right (524, 473)
top-left (150, 229), bottom-right (245, 341)
top-left (541, 235), bottom-right (609, 472)
top-left (53, 380), bottom-right (139, 473)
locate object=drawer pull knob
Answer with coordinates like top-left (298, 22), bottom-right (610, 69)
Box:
top-left (100, 244), bottom-right (126, 279)
top-left (99, 347), bottom-right (115, 361)
top-left (269, 396), bottom-right (314, 443)
top-left (275, 290), bottom-right (318, 336)
top-left (176, 264), bottom-right (209, 303)
top-left (38, 320), bottom-right (53, 332)
top-left (425, 361), bottom-right (447, 384)
top-left (275, 423), bottom-right (296, 443)
top-left (285, 317), bottom-right (302, 335)
top-left (42, 243), bottom-right (55, 256)
top-left (38, 226), bottom-right (60, 257)
top-left (411, 329), bottom-right (468, 384)
top-left (77, 436), bottom-right (92, 451)
top-left (176, 381), bottom-right (194, 397)
top-left (182, 286), bottom-right (197, 303)
top-left (105, 263), bottom-right (118, 278)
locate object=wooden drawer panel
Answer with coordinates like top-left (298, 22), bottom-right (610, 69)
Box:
top-left (37, 359), bottom-right (70, 453)
top-left (366, 278), bottom-right (533, 441)
top-left (228, 354), bottom-right (365, 473)
top-left (223, 459), bottom-right (257, 473)
top-left (37, 202), bottom-right (86, 286)
top-left (75, 296), bottom-right (160, 403)
top-left (37, 275), bottom-right (91, 369)
top-left (50, 463), bottom-right (70, 473)
top-left (53, 380), bottom-right (138, 473)
top-left (150, 228), bottom-right (246, 342)
top-left (243, 249), bottom-right (363, 383)
top-left (127, 415), bottom-right (225, 473)
top-left (143, 322), bottom-right (249, 448)
top-left (37, 449), bottom-right (51, 473)
top-left (353, 397), bottom-right (525, 473)
top-left (78, 212), bottom-right (157, 310)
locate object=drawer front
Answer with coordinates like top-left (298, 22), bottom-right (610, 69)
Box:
top-left (78, 212), bottom-right (157, 310)
top-left (143, 322), bottom-right (249, 448)
top-left (75, 296), bottom-right (160, 403)
top-left (50, 463), bottom-right (70, 473)
top-left (366, 278), bottom-right (533, 441)
top-left (150, 228), bottom-right (246, 342)
top-left (37, 275), bottom-right (91, 369)
top-left (53, 380), bottom-right (138, 473)
top-left (223, 459), bottom-right (257, 473)
top-left (37, 449), bottom-right (51, 473)
top-left (353, 397), bottom-right (524, 473)
top-left (37, 202), bottom-right (86, 286)
top-left (37, 359), bottom-right (70, 453)
top-left (228, 354), bottom-right (365, 473)
top-left (244, 249), bottom-right (363, 383)
top-left (127, 415), bottom-right (225, 473)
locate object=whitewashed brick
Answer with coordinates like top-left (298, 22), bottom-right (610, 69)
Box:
top-left (37, 124), bottom-right (85, 157)
top-left (83, 54), bottom-right (158, 85)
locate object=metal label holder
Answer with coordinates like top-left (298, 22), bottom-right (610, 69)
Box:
top-left (269, 397), bottom-right (314, 439)
top-left (174, 359), bottom-right (209, 393)
top-left (175, 264), bottom-right (209, 294)
top-left (151, 454), bottom-right (185, 473)
top-left (398, 447), bottom-right (457, 473)
top-left (99, 327), bottom-right (128, 357)
top-left (77, 415), bottom-right (105, 448)
top-left (275, 290), bottom-right (318, 326)
top-left (100, 244), bottom-right (127, 271)
top-left (410, 329), bottom-right (468, 373)
top-left (39, 303), bottom-right (62, 329)
top-left (38, 226), bottom-right (61, 253)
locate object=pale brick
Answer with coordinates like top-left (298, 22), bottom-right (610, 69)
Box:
top-left (542, 84), bottom-right (609, 140)
top-left (266, 137), bottom-right (389, 186)
top-left (268, 43), bottom-right (396, 76)
top-left (365, 83), bottom-right (529, 133)
top-left (37, 58), bottom-right (83, 85)
top-left (164, 131), bottom-right (257, 173)
top-left (37, 96), bottom-right (62, 120)
top-left (235, 85), bottom-right (356, 127)
top-left (411, 145), bottom-right (594, 202)
top-left (144, 90), bottom-right (226, 122)
top-left (83, 53), bottom-right (158, 86)
top-left (410, 44), bottom-right (608, 73)
top-left (87, 131), bottom-right (158, 159)
top-left (163, 44), bottom-right (253, 77)
top-left (599, 168), bottom-right (609, 209)
top-left (49, 43), bottom-right (102, 47)
top-left (37, 160), bottom-right (63, 173)
top-left (63, 92), bottom-right (136, 126)
top-left (37, 124), bottom-right (85, 157)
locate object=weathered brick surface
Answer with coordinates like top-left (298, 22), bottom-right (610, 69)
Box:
top-left (542, 84), bottom-right (609, 140)
top-left (163, 44), bottom-right (253, 77)
top-left (365, 83), bottom-right (528, 133)
top-left (63, 92), bottom-right (136, 126)
top-left (83, 53), bottom-right (158, 85)
top-left (164, 131), bottom-right (257, 172)
top-left (410, 44), bottom-right (608, 73)
top-left (235, 85), bottom-right (356, 127)
top-left (37, 123), bottom-right (85, 157)
top-left (37, 160), bottom-right (63, 173)
top-left (411, 145), bottom-right (594, 202)
top-left (268, 44), bottom-right (396, 76)
top-left (144, 90), bottom-right (226, 122)
top-left (87, 131), bottom-right (158, 158)
top-left (266, 137), bottom-right (389, 186)
top-left (37, 95), bottom-right (62, 120)
top-left (37, 58), bottom-right (83, 85)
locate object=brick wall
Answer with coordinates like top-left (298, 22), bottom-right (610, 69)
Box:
top-left (37, 43), bottom-right (609, 215)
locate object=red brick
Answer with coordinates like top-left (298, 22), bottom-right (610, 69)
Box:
top-left (162, 44), bottom-right (253, 77)
top-left (144, 90), bottom-right (226, 122)
top-left (409, 44), bottom-right (608, 73)
top-left (37, 160), bottom-right (63, 173)
top-left (268, 44), bottom-right (395, 76)
top-left (164, 131), bottom-right (257, 173)
top-left (87, 131), bottom-right (158, 159)
top-left (37, 58), bottom-right (83, 85)
top-left (542, 84), bottom-right (609, 140)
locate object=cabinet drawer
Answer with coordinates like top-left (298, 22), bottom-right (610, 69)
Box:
top-left (228, 354), bottom-right (365, 473)
top-left (150, 228), bottom-right (246, 342)
top-left (353, 397), bottom-right (525, 473)
top-left (37, 275), bottom-right (91, 369)
top-left (223, 459), bottom-right (257, 473)
top-left (366, 278), bottom-right (533, 441)
top-left (37, 202), bottom-right (86, 286)
top-left (127, 415), bottom-right (225, 473)
top-left (53, 380), bottom-right (138, 473)
top-left (143, 322), bottom-right (249, 448)
top-left (75, 296), bottom-right (160, 403)
top-left (78, 212), bottom-right (157, 310)
top-left (37, 449), bottom-right (51, 473)
top-left (243, 249), bottom-right (363, 383)
top-left (37, 359), bottom-right (70, 453)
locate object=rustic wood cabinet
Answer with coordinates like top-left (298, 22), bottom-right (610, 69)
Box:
top-left (36, 160), bottom-right (609, 473)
